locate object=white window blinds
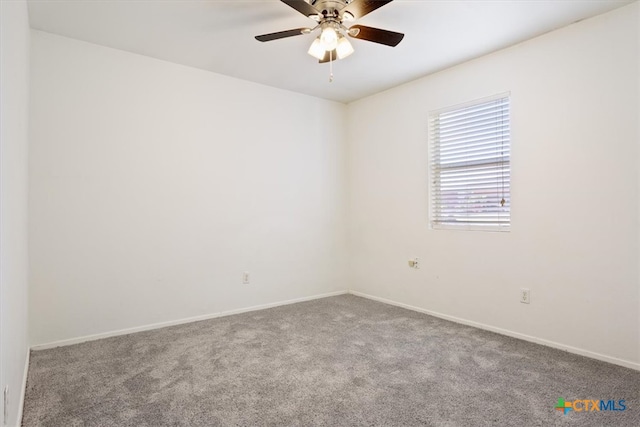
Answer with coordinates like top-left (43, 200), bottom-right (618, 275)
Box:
top-left (430, 94), bottom-right (511, 230)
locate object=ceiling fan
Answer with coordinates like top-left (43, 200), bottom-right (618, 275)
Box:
top-left (255, 0), bottom-right (404, 63)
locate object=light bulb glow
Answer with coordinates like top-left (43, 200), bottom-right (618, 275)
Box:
top-left (307, 38), bottom-right (325, 60)
top-left (320, 26), bottom-right (338, 51)
top-left (336, 36), bottom-right (354, 59)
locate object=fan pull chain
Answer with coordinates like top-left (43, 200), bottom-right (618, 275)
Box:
top-left (329, 51), bottom-right (334, 83)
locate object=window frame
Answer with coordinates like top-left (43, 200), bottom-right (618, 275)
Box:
top-left (428, 92), bottom-right (512, 232)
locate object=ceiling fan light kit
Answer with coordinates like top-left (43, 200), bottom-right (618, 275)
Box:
top-left (307, 38), bottom-right (325, 60)
top-left (336, 36), bottom-right (354, 59)
top-left (320, 24), bottom-right (339, 50)
top-left (256, 0), bottom-right (403, 70)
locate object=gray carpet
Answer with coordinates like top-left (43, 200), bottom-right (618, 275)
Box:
top-left (22, 295), bottom-right (640, 426)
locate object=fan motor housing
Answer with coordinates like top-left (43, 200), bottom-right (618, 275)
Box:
top-left (311, 1), bottom-right (350, 18)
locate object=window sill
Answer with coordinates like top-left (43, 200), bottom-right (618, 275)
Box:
top-left (431, 223), bottom-right (510, 233)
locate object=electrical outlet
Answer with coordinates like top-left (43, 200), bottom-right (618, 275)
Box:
top-left (242, 272), bottom-right (250, 284)
top-left (3, 385), bottom-right (8, 426)
top-left (520, 288), bottom-right (531, 304)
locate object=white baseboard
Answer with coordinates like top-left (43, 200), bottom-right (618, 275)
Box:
top-left (349, 290), bottom-right (640, 371)
top-left (29, 288), bottom-right (640, 372)
top-left (31, 290), bottom-right (348, 351)
top-left (16, 349), bottom-right (29, 427)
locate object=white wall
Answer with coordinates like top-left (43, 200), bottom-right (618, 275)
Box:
top-left (0, 0), bottom-right (31, 425)
top-left (347, 3), bottom-right (639, 367)
top-left (29, 31), bottom-right (348, 346)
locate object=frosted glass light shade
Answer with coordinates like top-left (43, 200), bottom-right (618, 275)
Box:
top-left (308, 38), bottom-right (325, 60)
top-left (336, 37), bottom-right (354, 59)
top-left (320, 27), bottom-right (338, 51)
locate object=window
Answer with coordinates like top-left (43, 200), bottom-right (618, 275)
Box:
top-left (429, 94), bottom-right (511, 231)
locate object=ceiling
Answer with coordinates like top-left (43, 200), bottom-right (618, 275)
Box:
top-left (27, 0), bottom-right (633, 103)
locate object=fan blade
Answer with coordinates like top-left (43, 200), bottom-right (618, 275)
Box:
top-left (348, 25), bottom-right (404, 47)
top-left (341, 0), bottom-right (394, 20)
top-left (281, 0), bottom-right (319, 18)
top-left (255, 28), bottom-right (309, 42)
top-left (319, 50), bottom-right (337, 63)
